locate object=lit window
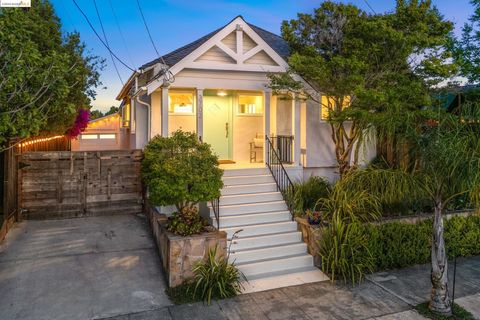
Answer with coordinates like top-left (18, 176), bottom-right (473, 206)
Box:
top-left (99, 134), bottom-right (116, 139)
top-left (122, 100), bottom-right (131, 127)
top-left (238, 95), bottom-right (263, 115)
top-left (81, 134), bottom-right (98, 140)
top-left (169, 91), bottom-right (195, 114)
top-left (321, 95), bottom-right (351, 120)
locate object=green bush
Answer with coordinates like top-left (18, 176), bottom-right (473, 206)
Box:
top-left (141, 130), bottom-right (223, 210)
top-left (444, 215), bottom-right (480, 257)
top-left (364, 220), bottom-right (432, 270)
top-left (192, 246), bottom-right (244, 305)
top-left (166, 206), bottom-right (207, 236)
top-left (287, 176), bottom-right (331, 215)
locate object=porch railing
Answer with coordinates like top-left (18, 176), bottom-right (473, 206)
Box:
top-left (271, 135), bottom-right (294, 164)
top-left (210, 197), bottom-right (220, 229)
top-left (265, 136), bottom-right (295, 219)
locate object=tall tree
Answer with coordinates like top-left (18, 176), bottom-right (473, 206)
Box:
top-left (450, 0), bottom-right (480, 83)
top-left (0, 0), bottom-right (104, 146)
top-left (270, 0), bottom-right (455, 176)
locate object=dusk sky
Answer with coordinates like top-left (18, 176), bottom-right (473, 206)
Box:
top-left (50, 0), bottom-right (474, 112)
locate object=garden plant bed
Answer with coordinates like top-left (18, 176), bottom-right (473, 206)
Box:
top-left (145, 202), bottom-right (227, 288)
top-left (296, 217), bottom-right (323, 267)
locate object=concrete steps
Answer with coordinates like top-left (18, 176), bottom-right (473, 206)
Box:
top-left (216, 167), bottom-right (328, 292)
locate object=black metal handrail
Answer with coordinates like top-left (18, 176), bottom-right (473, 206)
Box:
top-left (211, 197), bottom-right (220, 229)
top-left (271, 135), bottom-right (294, 164)
top-left (265, 135), bottom-right (295, 219)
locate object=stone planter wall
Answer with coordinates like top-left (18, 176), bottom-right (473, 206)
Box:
top-left (145, 201), bottom-right (227, 287)
top-left (296, 217), bottom-right (323, 268)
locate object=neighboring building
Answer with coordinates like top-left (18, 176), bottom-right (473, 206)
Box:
top-left (71, 113), bottom-right (129, 151)
top-left (115, 15), bottom-right (376, 182)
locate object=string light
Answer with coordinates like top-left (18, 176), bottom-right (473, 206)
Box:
top-left (19, 136), bottom-right (65, 148)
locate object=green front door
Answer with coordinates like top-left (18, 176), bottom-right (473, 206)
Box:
top-left (203, 96), bottom-right (232, 160)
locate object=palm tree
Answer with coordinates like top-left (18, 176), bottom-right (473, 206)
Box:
top-left (343, 107), bottom-right (480, 315)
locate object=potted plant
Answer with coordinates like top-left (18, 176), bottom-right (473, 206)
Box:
top-left (306, 209), bottom-right (322, 225)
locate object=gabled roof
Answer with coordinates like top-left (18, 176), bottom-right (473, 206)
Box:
top-left (140, 15), bottom-right (290, 70)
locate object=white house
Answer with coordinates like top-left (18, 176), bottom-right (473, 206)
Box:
top-left (114, 16), bottom-right (375, 291)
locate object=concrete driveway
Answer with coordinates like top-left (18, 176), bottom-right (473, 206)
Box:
top-left (0, 215), bottom-right (172, 320)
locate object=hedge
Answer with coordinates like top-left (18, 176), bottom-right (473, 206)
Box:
top-left (363, 214), bottom-right (480, 271)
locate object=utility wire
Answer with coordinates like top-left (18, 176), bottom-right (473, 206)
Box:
top-left (72, 0), bottom-right (136, 73)
top-left (135, 0), bottom-right (174, 84)
top-left (107, 0), bottom-right (136, 69)
top-left (93, 0), bottom-right (124, 85)
top-left (363, 0), bottom-right (376, 14)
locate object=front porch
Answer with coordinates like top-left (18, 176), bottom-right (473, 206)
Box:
top-left (150, 86), bottom-right (304, 166)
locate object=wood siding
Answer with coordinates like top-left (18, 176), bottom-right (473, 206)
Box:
top-left (18, 150), bottom-right (143, 219)
top-left (221, 31), bottom-right (237, 52)
top-left (195, 45), bottom-right (236, 64)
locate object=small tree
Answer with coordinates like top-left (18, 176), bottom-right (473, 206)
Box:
top-left (342, 107), bottom-right (480, 315)
top-left (141, 130), bottom-right (223, 211)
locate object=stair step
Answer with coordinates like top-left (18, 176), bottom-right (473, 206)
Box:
top-left (230, 243), bottom-right (307, 264)
top-left (213, 200), bottom-right (287, 216)
top-left (219, 192), bottom-right (283, 206)
top-left (228, 231), bottom-right (302, 251)
top-left (219, 211), bottom-right (291, 228)
top-left (222, 221), bottom-right (298, 238)
top-left (223, 167), bottom-right (269, 177)
top-left (237, 254), bottom-right (314, 278)
top-left (223, 174), bottom-right (274, 186)
top-left (221, 183), bottom-right (277, 196)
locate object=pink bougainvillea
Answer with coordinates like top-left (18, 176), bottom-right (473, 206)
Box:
top-left (66, 109), bottom-right (90, 138)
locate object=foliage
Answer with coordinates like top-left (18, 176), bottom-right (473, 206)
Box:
top-left (364, 220), bottom-right (432, 271)
top-left (316, 176), bottom-right (382, 223)
top-left (319, 215), bottom-right (374, 284)
top-left (192, 245), bottom-right (244, 305)
top-left (66, 109), bottom-right (90, 138)
top-left (287, 176), bottom-right (331, 215)
top-left (416, 302), bottom-right (476, 320)
top-left (141, 131), bottom-right (223, 211)
top-left (166, 206), bottom-right (207, 236)
top-left (270, 0), bottom-right (456, 175)
top-left (90, 106), bottom-right (119, 120)
top-left (357, 215), bottom-right (480, 272)
top-left (0, 1), bottom-right (104, 146)
top-left (449, 0), bottom-right (480, 84)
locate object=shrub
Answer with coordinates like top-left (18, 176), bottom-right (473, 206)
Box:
top-left (192, 246), bottom-right (244, 305)
top-left (141, 130), bottom-right (223, 211)
top-left (364, 220), bottom-right (432, 270)
top-left (319, 216), bottom-right (374, 283)
top-left (287, 176), bottom-right (331, 215)
top-left (166, 206), bottom-right (207, 236)
top-left (444, 215), bottom-right (480, 257)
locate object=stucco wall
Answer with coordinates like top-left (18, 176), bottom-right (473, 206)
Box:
top-left (169, 115), bottom-right (196, 134)
top-left (233, 114), bottom-right (263, 162)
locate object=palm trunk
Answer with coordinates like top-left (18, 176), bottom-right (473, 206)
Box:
top-left (429, 199), bottom-right (451, 315)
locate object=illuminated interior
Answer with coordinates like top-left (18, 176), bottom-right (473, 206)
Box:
top-left (321, 95), bottom-right (351, 120)
top-left (238, 95), bottom-right (263, 115)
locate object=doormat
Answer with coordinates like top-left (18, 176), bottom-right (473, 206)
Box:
top-left (218, 160), bottom-right (236, 164)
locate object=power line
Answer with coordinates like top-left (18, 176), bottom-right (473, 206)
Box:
top-left (135, 0), bottom-right (161, 58)
top-left (92, 0), bottom-right (124, 85)
top-left (72, 0), bottom-right (136, 73)
top-left (135, 0), bottom-right (174, 84)
top-left (107, 0), bottom-right (136, 68)
top-left (363, 0), bottom-right (376, 14)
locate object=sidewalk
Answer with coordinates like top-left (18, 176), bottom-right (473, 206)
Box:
top-left (106, 256), bottom-right (480, 320)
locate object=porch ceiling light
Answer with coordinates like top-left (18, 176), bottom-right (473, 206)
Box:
top-left (217, 90), bottom-right (228, 97)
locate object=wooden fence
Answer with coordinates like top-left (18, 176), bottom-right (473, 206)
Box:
top-left (18, 150), bottom-right (143, 219)
top-left (0, 141), bottom-right (20, 241)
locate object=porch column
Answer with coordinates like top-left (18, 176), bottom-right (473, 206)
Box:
top-left (292, 98), bottom-right (301, 166)
top-left (161, 86), bottom-right (169, 137)
top-left (196, 89), bottom-right (204, 141)
top-left (264, 89), bottom-right (271, 138)
top-left (264, 89), bottom-right (271, 164)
